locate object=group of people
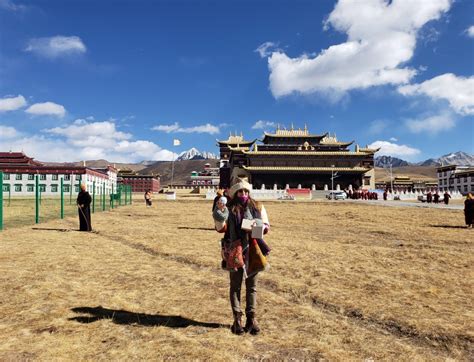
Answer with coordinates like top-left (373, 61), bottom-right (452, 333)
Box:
top-left (424, 191), bottom-right (452, 205)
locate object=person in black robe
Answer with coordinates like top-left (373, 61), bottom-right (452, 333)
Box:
top-left (77, 184), bottom-right (92, 231)
top-left (443, 191), bottom-right (451, 205)
top-left (464, 193), bottom-right (474, 228)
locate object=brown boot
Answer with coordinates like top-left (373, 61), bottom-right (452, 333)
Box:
top-left (244, 312), bottom-right (260, 335)
top-left (231, 312), bottom-right (244, 335)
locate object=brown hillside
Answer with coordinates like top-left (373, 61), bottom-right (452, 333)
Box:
top-left (139, 159), bottom-right (219, 184)
top-left (43, 160), bottom-right (147, 173)
top-left (375, 166), bottom-right (437, 182)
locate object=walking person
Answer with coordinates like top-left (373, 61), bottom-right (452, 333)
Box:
top-left (212, 178), bottom-right (271, 335)
top-left (443, 191), bottom-right (451, 205)
top-left (77, 183), bottom-right (92, 231)
top-left (464, 193), bottom-right (474, 228)
top-left (144, 190), bottom-right (153, 207)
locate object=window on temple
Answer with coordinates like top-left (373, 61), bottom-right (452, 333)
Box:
top-left (16, 174), bottom-right (22, 180)
top-left (2, 185), bottom-right (9, 192)
top-left (3, 173), bottom-right (10, 180)
top-left (28, 174), bottom-right (34, 180)
top-left (27, 184), bottom-right (34, 192)
top-left (40, 174), bottom-right (46, 180)
top-left (39, 184), bottom-right (46, 192)
top-left (64, 175), bottom-right (70, 181)
top-left (51, 184), bottom-right (58, 192)
top-left (15, 184), bottom-right (22, 192)
top-left (52, 174), bottom-right (58, 180)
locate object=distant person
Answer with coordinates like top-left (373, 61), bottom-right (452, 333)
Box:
top-left (427, 191), bottom-right (432, 203)
top-left (144, 190), bottom-right (153, 207)
top-left (383, 190), bottom-right (387, 201)
top-left (443, 191), bottom-right (451, 205)
top-left (77, 184), bottom-right (92, 232)
top-left (464, 193), bottom-right (474, 228)
top-left (433, 192), bottom-right (440, 204)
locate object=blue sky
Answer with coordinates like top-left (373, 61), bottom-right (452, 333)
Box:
top-left (0, 0), bottom-right (473, 163)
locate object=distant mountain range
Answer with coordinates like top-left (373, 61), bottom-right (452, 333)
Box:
top-left (375, 151), bottom-right (474, 168)
top-left (177, 147), bottom-right (217, 161)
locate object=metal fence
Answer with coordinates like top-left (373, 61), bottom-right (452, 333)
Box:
top-left (0, 172), bottom-right (132, 230)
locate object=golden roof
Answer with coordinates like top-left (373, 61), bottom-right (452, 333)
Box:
top-left (241, 150), bottom-right (375, 156)
top-left (243, 166), bottom-right (371, 172)
top-left (217, 133), bottom-right (255, 145)
top-left (263, 124), bottom-right (326, 138)
top-left (319, 134), bottom-right (354, 146)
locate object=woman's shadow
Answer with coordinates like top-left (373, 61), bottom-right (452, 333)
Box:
top-left (69, 306), bottom-right (228, 329)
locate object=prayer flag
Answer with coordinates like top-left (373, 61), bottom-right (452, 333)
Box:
top-left (173, 139), bottom-right (181, 146)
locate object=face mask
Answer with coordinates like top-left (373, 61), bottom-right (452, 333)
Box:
top-left (238, 195), bottom-right (249, 205)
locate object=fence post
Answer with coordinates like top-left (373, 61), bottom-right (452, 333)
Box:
top-left (111, 184), bottom-right (114, 209)
top-left (129, 185), bottom-right (132, 205)
top-left (35, 175), bottom-right (39, 224)
top-left (0, 172), bottom-right (3, 231)
top-left (92, 181), bottom-right (96, 213)
top-left (102, 183), bottom-right (105, 211)
top-left (60, 177), bottom-right (64, 219)
top-left (70, 176), bottom-right (73, 204)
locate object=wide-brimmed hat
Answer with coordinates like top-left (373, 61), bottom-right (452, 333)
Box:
top-left (229, 178), bottom-right (252, 198)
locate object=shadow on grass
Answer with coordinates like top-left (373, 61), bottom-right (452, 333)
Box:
top-left (429, 225), bottom-right (469, 229)
top-left (32, 227), bottom-right (100, 234)
top-left (69, 306), bottom-right (228, 329)
top-left (177, 227), bottom-right (215, 231)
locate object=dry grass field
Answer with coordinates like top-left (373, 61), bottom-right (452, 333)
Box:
top-left (0, 196), bottom-right (472, 360)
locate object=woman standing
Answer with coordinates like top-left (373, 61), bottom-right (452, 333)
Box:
top-left (464, 193), bottom-right (474, 228)
top-left (77, 183), bottom-right (92, 231)
top-left (144, 190), bottom-right (152, 207)
top-left (213, 179), bottom-right (270, 335)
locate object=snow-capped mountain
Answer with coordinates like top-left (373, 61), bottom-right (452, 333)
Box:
top-left (177, 148), bottom-right (217, 161)
top-left (376, 152), bottom-right (474, 167)
top-left (418, 151), bottom-right (474, 167)
top-left (375, 156), bottom-right (409, 168)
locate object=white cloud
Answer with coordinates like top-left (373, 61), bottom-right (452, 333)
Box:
top-left (0, 125), bottom-right (19, 138)
top-left (152, 122), bottom-right (219, 134)
top-left (0, 0), bottom-right (27, 11)
top-left (404, 113), bottom-right (456, 134)
top-left (25, 36), bottom-right (86, 58)
top-left (0, 121), bottom-right (176, 162)
top-left (46, 121), bottom-right (130, 141)
top-left (368, 119), bottom-right (389, 134)
top-left (368, 140), bottom-right (420, 158)
top-left (152, 122), bottom-right (180, 133)
top-left (389, 137), bottom-right (398, 142)
top-left (255, 42), bottom-right (279, 58)
top-left (0, 95), bottom-right (27, 112)
top-left (267, 0), bottom-right (451, 99)
top-left (25, 102), bottom-right (66, 117)
top-left (251, 120), bottom-right (276, 130)
top-left (398, 73), bottom-right (474, 115)
top-left (466, 25), bottom-right (474, 38)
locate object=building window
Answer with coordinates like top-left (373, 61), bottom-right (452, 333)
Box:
top-left (51, 184), bottom-right (58, 192)
top-left (64, 174), bottom-right (70, 181)
top-left (38, 184), bottom-right (46, 192)
top-left (465, 185), bottom-right (468, 192)
top-left (52, 174), bottom-right (58, 181)
top-left (3, 173), bottom-right (10, 180)
top-left (40, 174), bottom-right (46, 180)
top-left (27, 184), bottom-right (34, 192)
top-left (16, 174), bottom-right (23, 180)
top-left (14, 184), bottom-right (22, 192)
top-left (3, 184), bottom-right (10, 192)
top-left (63, 185), bottom-right (70, 192)
top-left (28, 174), bottom-right (34, 180)
top-left (75, 185), bottom-right (79, 192)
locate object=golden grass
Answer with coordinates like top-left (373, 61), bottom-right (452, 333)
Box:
top-left (0, 196), bottom-right (472, 360)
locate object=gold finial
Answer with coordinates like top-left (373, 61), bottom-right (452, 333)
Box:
top-left (291, 122), bottom-right (294, 131)
top-left (304, 123), bottom-right (307, 132)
